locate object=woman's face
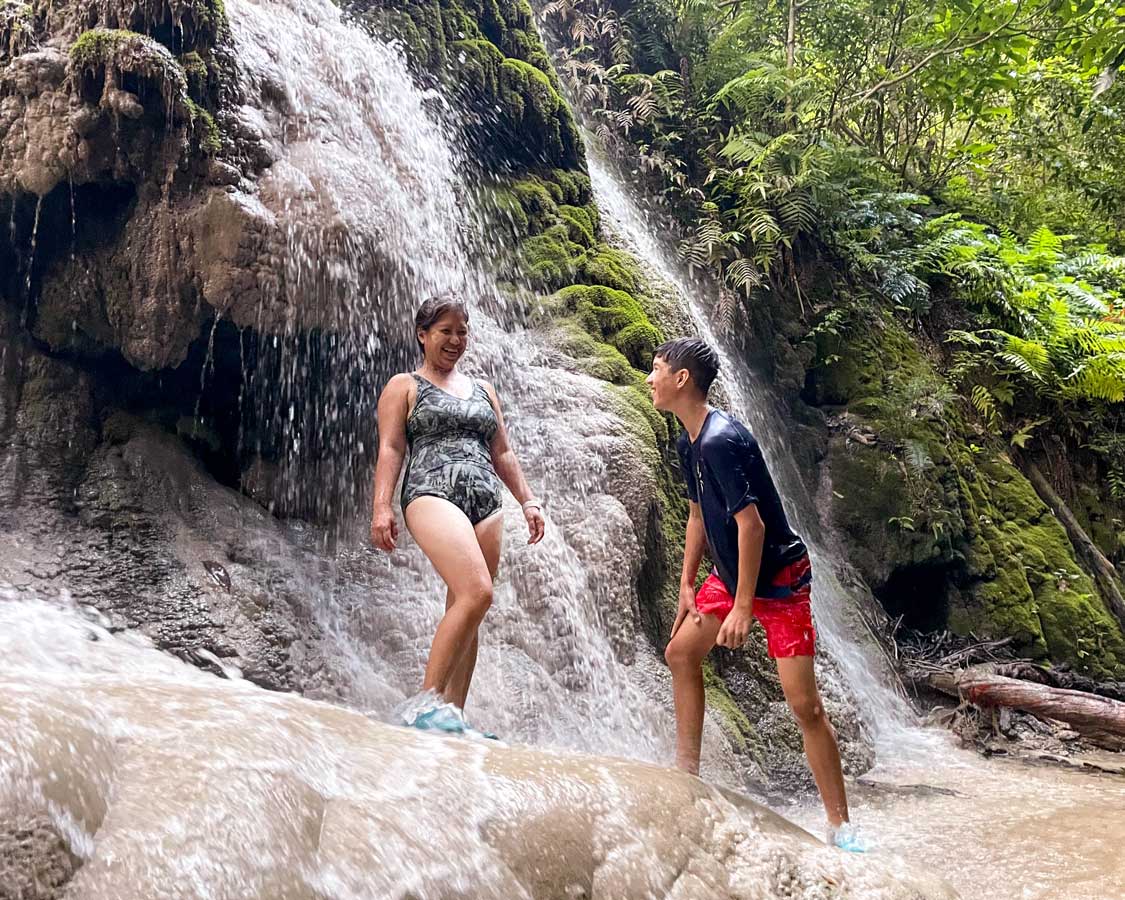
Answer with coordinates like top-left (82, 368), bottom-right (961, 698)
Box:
top-left (419, 310), bottom-right (469, 369)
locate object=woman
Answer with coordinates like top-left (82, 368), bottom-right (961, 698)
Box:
top-left (370, 294), bottom-right (545, 735)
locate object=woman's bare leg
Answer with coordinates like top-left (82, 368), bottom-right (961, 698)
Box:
top-left (443, 512), bottom-right (503, 708)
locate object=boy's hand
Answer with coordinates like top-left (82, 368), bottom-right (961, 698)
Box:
top-left (670, 583), bottom-right (701, 638)
top-left (716, 604), bottom-right (753, 649)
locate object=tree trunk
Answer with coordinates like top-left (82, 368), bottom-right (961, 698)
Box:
top-left (959, 671), bottom-right (1125, 749)
top-left (1021, 458), bottom-right (1125, 633)
top-left (786, 0), bottom-right (798, 70)
top-left (784, 0), bottom-right (799, 120)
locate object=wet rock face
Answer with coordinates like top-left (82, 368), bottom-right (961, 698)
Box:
top-left (0, 1), bottom-right (236, 371)
top-left (0, 313), bottom-right (342, 694)
top-left (0, 816), bottom-right (77, 900)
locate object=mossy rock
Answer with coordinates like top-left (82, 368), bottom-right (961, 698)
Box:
top-left (703, 662), bottom-right (761, 759)
top-left (179, 50), bottom-right (209, 97)
top-left (549, 284), bottom-right (665, 370)
top-left (954, 456), bottom-right (1125, 676)
top-left (811, 316), bottom-right (1125, 676)
top-left (185, 98), bottom-right (220, 155)
top-left (549, 168), bottom-right (592, 206)
top-left (71, 29), bottom-right (184, 84)
top-left (511, 176), bottom-right (559, 233)
top-left (519, 225), bottom-right (583, 289)
top-left (549, 321), bottom-right (636, 385)
top-left (357, 1), bottom-right (580, 169)
top-left (558, 204), bottom-right (594, 247)
top-left (580, 246), bottom-right (640, 293)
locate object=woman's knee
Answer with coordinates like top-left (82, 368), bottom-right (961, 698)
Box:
top-left (455, 578), bottom-right (493, 622)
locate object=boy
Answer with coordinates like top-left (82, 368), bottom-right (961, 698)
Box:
top-left (646, 337), bottom-right (863, 852)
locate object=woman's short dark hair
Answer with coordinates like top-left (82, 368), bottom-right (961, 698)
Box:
top-left (655, 337), bottom-right (720, 395)
top-left (415, 294), bottom-right (469, 349)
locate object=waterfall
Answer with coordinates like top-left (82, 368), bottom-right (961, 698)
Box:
top-left (218, 0), bottom-right (728, 769)
top-left (581, 148), bottom-right (939, 756)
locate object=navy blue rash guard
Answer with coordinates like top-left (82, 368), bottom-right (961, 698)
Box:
top-left (676, 409), bottom-right (807, 596)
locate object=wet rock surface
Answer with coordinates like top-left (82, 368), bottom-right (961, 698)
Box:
top-left (0, 604), bottom-right (957, 900)
top-left (0, 816), bottom-right (77, 900)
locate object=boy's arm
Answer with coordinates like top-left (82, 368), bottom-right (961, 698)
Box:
top-left (680, 501), bottom-right (707, 587)
top-left (671, 501), bottom-right (707, 638)
top-left (716, 504), bottom-right (766, 649)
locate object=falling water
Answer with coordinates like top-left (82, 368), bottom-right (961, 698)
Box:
top-left (573, 146), bottom-right (1125, 900)
top-left (581, 146), bottom-right (925, 752)
top-left (218, 0), bottom-right (707, 767)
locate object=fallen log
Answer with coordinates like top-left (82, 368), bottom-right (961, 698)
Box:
top-left (959, 672), bottom-right (1125, 750)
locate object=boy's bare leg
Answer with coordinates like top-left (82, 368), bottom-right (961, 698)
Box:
top-left (664, 613), bottom-right (723, 774)
top-left (775, 655), bottom-right (849, 827)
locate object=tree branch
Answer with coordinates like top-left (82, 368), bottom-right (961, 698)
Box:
top-left (834, 1), bottom-right (1025, 118)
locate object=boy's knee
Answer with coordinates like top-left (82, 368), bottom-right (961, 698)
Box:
top-left (788, 693), bottom-right (826, 728)
top-left (664, 637), bottom-right (700, 672)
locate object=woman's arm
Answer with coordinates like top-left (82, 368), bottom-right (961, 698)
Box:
top-left (370, 374), bottom-right (413, 551)
top-left (483, 381), bottom-right (545, 545)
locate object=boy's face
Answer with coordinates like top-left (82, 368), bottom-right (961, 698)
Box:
top-left (646, 355), bottom-right (689, 411)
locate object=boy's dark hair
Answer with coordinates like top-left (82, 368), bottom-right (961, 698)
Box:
top-left (655, 337), bottom-right (720, 395)
top-left (415, 293), bottom-right (469, 349)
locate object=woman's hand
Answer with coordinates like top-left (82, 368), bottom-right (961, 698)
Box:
top-left (370, 503), bottom-right (398, 551)
top-left (523, 504), bottom-right (545, 545)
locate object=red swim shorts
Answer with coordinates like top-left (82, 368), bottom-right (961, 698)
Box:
top-left (694, 556), bottom-right (816, 658)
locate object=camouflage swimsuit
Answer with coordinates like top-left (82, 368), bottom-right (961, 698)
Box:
top-left (401, 373), bottom-right (503, 525)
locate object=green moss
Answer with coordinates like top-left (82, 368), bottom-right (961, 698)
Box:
top-left (615, 321), bottom-right (663, 367)
top-left (519, 224), bottom-right (583, 289)
top-left (185, 99), bottom-right (220, 155)
top-left (550, 284), bottom-right (664, 369)
top-left (607, 383), bottom-right (669, 447)
top-left (511, 177), bottom-right (558, 232)
top-left (452, 37), bottom-right (504, 92)
top-left (580, 246), bottom-right (641, 293)
top-left (71, 28), bottom-right (135, 69)
top-left (558, 204), bottom-right (594, 246)
top-left (965, 457), bottom-right (1125, 676)
top-left (495, 57), bottom-right (577, 164)
top-left (812, 315), bottom-right (1125, 675)
top-left (195, 0), bottom-right (225, 26)
top-left (71, 28), bottom-right (187, 91)
top-left (487, 187), bottom-right (530, 237)
top-left (703, 662), bottom-right (765, 762)
top-left (180, 50), bottom-right (207, 81)
top-left (550, 168), bottom-right (592, 206)
top-left (550, 321), bottom-right (636, 385)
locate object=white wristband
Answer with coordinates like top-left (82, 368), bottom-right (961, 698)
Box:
top-left (521, 498), bottom-right (543, 511)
